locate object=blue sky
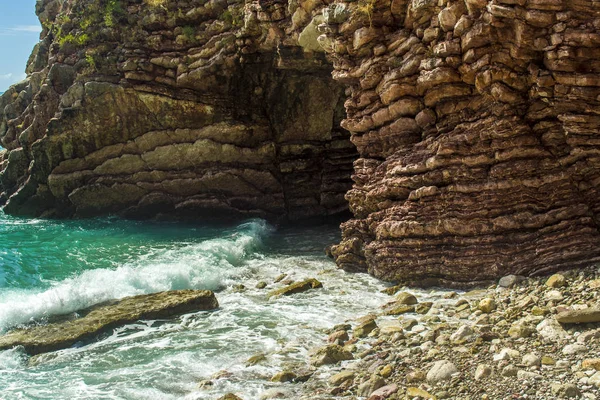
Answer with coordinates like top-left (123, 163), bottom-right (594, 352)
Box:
top-left (0, 0), bottom-right (41, 92)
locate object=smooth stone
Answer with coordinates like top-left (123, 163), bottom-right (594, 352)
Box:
top-left (368, 383), bottom-right (399, 400)
top-left (328, 330), bottom-right (350, 344)
top-left (531, 306), bottom-right (550, 316)
top-left (400, 318), bottom-right (417, 330)
top-left (354, 319), bottom-right (378, 338)
top-left (426, 360), bottom-right (459, 383)
top-left (379, 364), bottom-right (393, 378)
top-left (589, 371), bottom-right (600, 388)
top-left (478, 298), bottom-right (496, 313)
top-left (256, 281), bottom-right (267, 289)
top-left (551, 383), bottom-right (581, 398)
top-left (271, 371), bottom-right (296, 382)
top-left (508, 320), bottom-right (535, 338)
top-left (537, 318), bottom-right (569, 341)
top-left (517, 370), bottom-right (542, 380)
top-left (546, 274), bottom-right (567, 288)
top-left (563, 344), bottom-right (587, 355)
top-left (406, 369), bottom-right (427, 383)
top-left (556, 308), bottom-right (600, 324)
top-left (357, 376), bottom-right (386, 397)
top-left (501, 365), bottom-right (518, 377)
top-left (328, 370), bottom-right (355, 386)
top-left (542, 356), bottom-right (556, 365)
top-left (406, 387), bottom-right (436, 399)
top-left (415, 302), bottom-right (433, 314)
top-left (395, 292), bottom-right (418, 305)
top-left (577, 329), bottom-right (600, 343)
top-left (493, 348), bottom-right (520, 362)
top-left (379, 325), bottom-right (404, 336)
top-left (522, 353), bottom-right (541, 367)
top-left (556, 360), bottom-right (570, 370)
top-left (218, 394), bottom-right (243, 400)
top-left (498, 275), bottom-right (522, 288)
top-left (450, 325), bottom-right (474, 342)
top-left (386, 304), bottom-right (416, 315)
top-left (582, 359), bottom-right (600, 370)
top-left (546, 290), bottom-right (564, 301)
top-left (475, 364), bottom-right (492, 380)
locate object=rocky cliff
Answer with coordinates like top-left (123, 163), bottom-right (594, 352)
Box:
top-left (0, 0), bottom-right (356, 221)
top-left (1, 0), bottom-right (600, 285)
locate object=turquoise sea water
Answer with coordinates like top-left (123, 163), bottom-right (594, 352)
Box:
top-left (0, 212), bottom-right (392, 399)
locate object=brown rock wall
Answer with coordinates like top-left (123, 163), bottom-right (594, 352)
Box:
top-left (326, 0), bottom-right (600, 285)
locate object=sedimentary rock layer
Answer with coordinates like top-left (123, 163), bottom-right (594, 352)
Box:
top-left (0, 0), bottom-right (356, 221)
top-left (1, 0), bottom-right (600, 284)
top-left (326, 0), bottom-right (600, 285)
top-left (0, 290), bottom-right (218, 355)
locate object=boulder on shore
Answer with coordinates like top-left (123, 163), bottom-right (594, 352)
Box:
top-left (309, 344), bottom-right (353, 366)
top-left (556, 308), bottom-right (600, 324)
top-left (0, 290), bottom-right (219, 355)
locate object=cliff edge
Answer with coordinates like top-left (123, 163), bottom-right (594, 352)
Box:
top-left (1, 0), bottom-right (600, 285)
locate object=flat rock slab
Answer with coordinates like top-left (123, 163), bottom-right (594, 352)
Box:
top-left (556, 308), bottom-right (600, 324)
top-left (267, 278), bottom-right (323, 299)
top-left (0, 290), bottom-right (218, 355)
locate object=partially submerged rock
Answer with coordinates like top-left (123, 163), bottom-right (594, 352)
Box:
top-left (385, 304), bottom-right (415, 316)
top-left (309, 344), bottom-right (353, 366)
top-left (271, 371), bottom-right (296, 383)
top-left (246, 353), bottom-right (267, 366)
top-left (353, 318), bottom-right (378, 338)
top-left (0, 290), bottom-right (218, 355)
top-left (395, 292), bottom-right (418, 305)
top-left (267, 278), bottom-right (322, 299)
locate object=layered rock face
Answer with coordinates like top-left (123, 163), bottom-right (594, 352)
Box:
top-left (327, 0), bottom-right (600, 285)
top-left (2, 0), bottom-right (600, 284)
top-left (0, 0), bottom-right (356, 221)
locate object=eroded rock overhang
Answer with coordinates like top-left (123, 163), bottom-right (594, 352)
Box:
top-left (2, 0), bottom-right (600, 285)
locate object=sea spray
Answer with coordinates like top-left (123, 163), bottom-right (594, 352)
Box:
top-left (0, 219), bottom-right (272, 332)
top-left (0, 215), bottom-right (393, 399)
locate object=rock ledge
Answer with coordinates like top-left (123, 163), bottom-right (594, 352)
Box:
top-left (0, 289), bottom-right (219, 355)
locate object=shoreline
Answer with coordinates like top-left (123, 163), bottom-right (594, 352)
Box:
top-left (285, 266), bottom-right (600, 400)
top-left (1, 220), bottom-right (599, 400)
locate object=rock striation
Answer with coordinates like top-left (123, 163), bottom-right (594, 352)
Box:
top-left (0, 289), bottom-right (218, 355)
top-left (1, 0), bottom-right (600, 284)
top-left (326, 0), bottom-right (600, 285)
top-left (0, 0), bottom-right (356, 221)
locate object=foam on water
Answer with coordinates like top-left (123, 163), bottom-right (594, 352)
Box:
top-left (0, 216), bottom-right (401, 399)
top-left (0, 219), bottom-right (271, 332)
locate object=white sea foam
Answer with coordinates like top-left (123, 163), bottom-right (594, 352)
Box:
top-left (0, 220), bottom-right (421, 400)
top-left (0, 220), bottom-right (272, 332)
